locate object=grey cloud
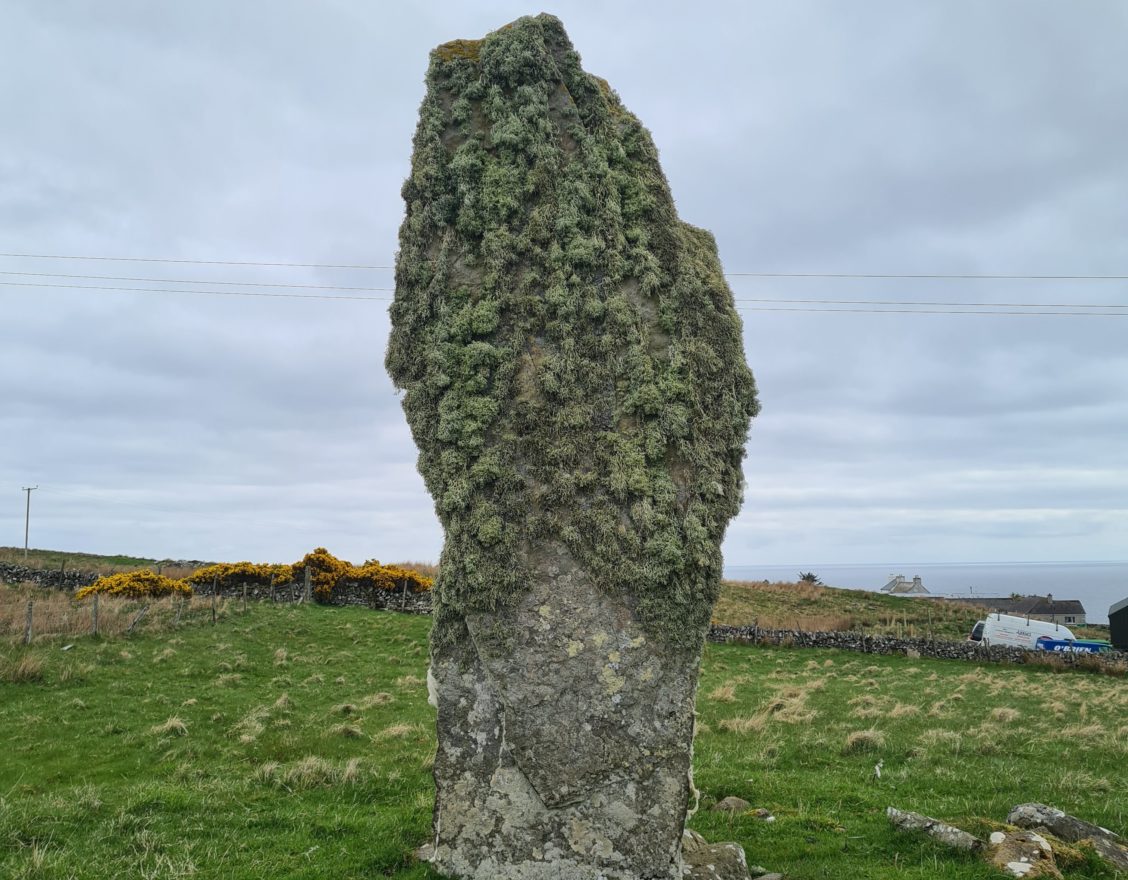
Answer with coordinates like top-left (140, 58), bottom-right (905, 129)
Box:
top-left (2, 0), bottom-right (1126, 566)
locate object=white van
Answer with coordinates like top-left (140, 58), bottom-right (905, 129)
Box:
top-left (967, 613), bottom-right (1076, 649)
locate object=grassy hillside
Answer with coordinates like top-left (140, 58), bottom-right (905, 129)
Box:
top-left (2, 597), bottom-right (1124, 879)
top-left (716, 579), bottom-right (1111, 641)
top-left (0, 546), bottom-right (201, 578)
top-left (713, 579), bottom-right (986, 639)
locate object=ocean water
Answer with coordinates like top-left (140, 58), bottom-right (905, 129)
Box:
top-left (722, 561), bottom-right (1128, 625)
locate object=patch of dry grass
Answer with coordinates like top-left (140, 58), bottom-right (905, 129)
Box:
top-left (843, 729), bottom-right (886, 754)
top-left (377, 722), bottom-right (422, 740)
top-left (149, 716), bottom-right (188, 737)
top-left (254, 756), bottom-right (362, 790)
top-left (916, 728), bottom-right (963, 755)
top-left (719, 715), bottom-right (766, 735)
top-left (1, 652), bottom-right (45, 683)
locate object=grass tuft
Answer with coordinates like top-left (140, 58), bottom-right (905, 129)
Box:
top-left (843, 729), bottom-right (885, 754)
top-left (149, 716), bottom-right (188, 737)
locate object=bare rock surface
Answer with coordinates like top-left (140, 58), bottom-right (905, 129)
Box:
top-left (1007, 803), bottom-right (1123, 845)
top-left (712, 797), bottom-right (752, 814)
top-left (680, 830), bottom-right (754, 880)
top-left (1082, 836), bottom-right (1128, 872)
top-left (987, 830), bottom-right (1062, 879)
top-left (886, 806), bottom-right (983, 852)
top-left (429, 566), bottom-right (705, 878)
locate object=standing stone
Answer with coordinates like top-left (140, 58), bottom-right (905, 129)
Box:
top-left (387, 14), bottom-right (759, 880)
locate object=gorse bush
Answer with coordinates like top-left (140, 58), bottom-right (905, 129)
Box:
top-left (68, 550), bottom-right (433, 604)
top-left (294, 548), bottom-right (354, 600)
top-left (76, 570), bottom-right (193, 600)
top-left (292, 549), bottom-right (435, 601)
top-left (350, 561), bottom-right (434, 595)
top-left (186, 562), bottom-right (294, 590)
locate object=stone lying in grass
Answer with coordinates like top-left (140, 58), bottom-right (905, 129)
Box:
top-left (886, 806), bottom-right (983, 852)
top-left (1007, 802), bottom-right (1123, 846)
top-left (1007, 803), bottom-right (1128, 872)
top-left (987, 830), bottom-right (1061, 880)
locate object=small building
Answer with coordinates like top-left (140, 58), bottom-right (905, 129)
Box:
top-left (1110, 597), bottom-right (1128, 650)
top-left (948, 594), bottom-right (1086, 626)
top-left (881, 574), bottom-right (930, 595)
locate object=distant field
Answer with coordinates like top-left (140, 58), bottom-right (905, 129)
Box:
top-left (0, 547), bottom-right (1108, 641)
top-left (2, 599), bottom-right (1125, 879)
top-left (0, 546), bottom-right (200, 578)
top-left (713, 578), bottom-right (990, 640)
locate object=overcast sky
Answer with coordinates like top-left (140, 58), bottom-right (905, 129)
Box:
top-left (2, 0), bottom-right (1126, 570)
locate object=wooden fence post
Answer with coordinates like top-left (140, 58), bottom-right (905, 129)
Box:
top-left (92, 593), bottom-right (100, 636)
top-left (242, 583), bottom-right (248, 614)
top-left (303, 568), bottom-right (311, 604)
top-left (211, 574), bottom-right (218, 624)
top-left (269, 573), bottom-right (276, 604)
top-left (125, 605), bottom-right (149, 635)
top-left (173, 597), bottom-right (184, 626)
top-left (400, 578), bottom-right (408, 611)
top-left (23, 600), bottom-right (33, 645)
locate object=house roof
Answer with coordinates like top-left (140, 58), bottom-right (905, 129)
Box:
top-left (889, 582), bottom-right (930, 594)
top-left (948, 595), bottom-right (1086, 615)
top-left (1110, 596), bottom-right (1128, 617)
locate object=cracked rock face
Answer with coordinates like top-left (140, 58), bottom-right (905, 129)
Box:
top-left (388, 13), bottom-right (757, 880)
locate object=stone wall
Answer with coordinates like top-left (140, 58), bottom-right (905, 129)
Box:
top-left (0, 564), bottom-right (434, 614)
top-left (707, 624), bottom-right (1128, 669)
top-left (183, 578), bottom-right (435, 615)
top-left (0, 561), bottom-right (98, 591)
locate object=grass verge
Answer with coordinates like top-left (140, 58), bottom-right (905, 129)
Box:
top-left (1, 604), bottom-right (1124, 879)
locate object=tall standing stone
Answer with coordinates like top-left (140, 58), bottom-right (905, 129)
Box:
top-left (387, 15), bottom-right (759, 880)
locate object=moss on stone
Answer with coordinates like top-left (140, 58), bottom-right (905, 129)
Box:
top-left (388, 14), bottom-right (759, 656)
top-left (433, 39), bottom-right (482, 63)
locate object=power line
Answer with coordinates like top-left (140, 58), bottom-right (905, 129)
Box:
top-left (6, 279), bottom-right (1118, 313)
top-left (726, 271), bottom-right (1128, 280)
top-left (0, 270), bottom-right (391, 292)
top-left (0, 280), bottom-right (390, 301)
top-left (0, 252), bottom-right (393, 270)
top-left (3, 251), bottom-right (1127, 280)
top-left (732, 306), bottom-right (1126, 316)
top-left (3, 279), bottom-right (1126, 315)
top-left (732, 297), bottom-right (1127, 309)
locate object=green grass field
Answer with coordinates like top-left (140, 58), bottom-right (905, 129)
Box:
top-left (2, 599), bottom-right (1125, 879)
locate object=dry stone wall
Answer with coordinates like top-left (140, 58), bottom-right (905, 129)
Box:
top-left (707, 624), bottom-right (1128, 668)
top-left (0, 562), bottom-right (97, 591)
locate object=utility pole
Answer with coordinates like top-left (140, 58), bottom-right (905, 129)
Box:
top-left (21, 486), bottom-right (38, 559)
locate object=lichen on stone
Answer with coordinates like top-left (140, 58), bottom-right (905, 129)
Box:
top-left (387, 13), bottom-right (758, 657)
